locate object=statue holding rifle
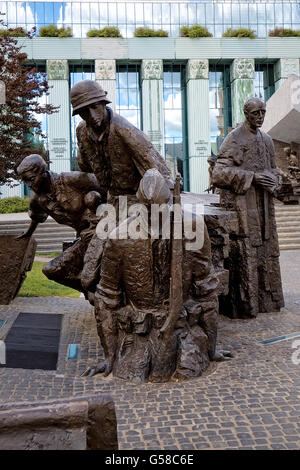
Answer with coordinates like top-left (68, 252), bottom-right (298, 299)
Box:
top-left (82, 170), bottom-right (232, 383)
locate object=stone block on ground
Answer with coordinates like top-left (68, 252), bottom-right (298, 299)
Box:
top-left (0, 394), bottom-right (118, 450)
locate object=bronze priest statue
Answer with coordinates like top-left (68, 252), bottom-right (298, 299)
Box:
top-left (212, 98), bottom-right (284, 318)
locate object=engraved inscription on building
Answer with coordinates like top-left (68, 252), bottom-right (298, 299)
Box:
top-left (50, 138), bottom-right (68, 158)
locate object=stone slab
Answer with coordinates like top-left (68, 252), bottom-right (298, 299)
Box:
top-left (0, 394), bottom-right (118, 450)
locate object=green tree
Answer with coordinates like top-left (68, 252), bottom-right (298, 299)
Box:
top-left (0, 17), bottom-right (57, 187)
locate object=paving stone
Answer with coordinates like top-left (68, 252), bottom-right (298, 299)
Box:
top-left (0, 250), bottom-right (299, 449)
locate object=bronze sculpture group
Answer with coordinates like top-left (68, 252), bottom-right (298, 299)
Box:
top-left (17, 81), bottom-right (284, 383)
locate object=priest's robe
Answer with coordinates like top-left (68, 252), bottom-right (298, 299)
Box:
top-left (212, 123), bottom-right (284, 318)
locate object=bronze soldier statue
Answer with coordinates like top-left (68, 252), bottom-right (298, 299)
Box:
top-left (17, 154), bottom-right (104, 296)
top-left (212, 97), bottom-right (284, 318)
top-left (70, 79), bottom-right (172, 200)
top-left (70, 79), bottom-right (173, 296)
top-left (82, 169), bottom-right (232, 382)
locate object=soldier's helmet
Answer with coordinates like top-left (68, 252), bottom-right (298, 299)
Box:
top-left (70, 79), bottom-right (111, 116)
top-left (17, 154), bottom-right (47, 177)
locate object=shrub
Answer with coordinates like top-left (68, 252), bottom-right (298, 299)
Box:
top-left (0, 27), bottom-right (26, 37)
top-left (38, 25), bottom-right (72, 38)
top-left (87, 26), bottom-right (122, 38)
top-left (269, 28), bottom-right (300, 37)
top-left (134, 27), bottom-right (168, 37)
top-left (180, 25), bottom-right (212, 38)
top-left (223, 28), bottom-right (256, 39)
top-left (0, 196), bottom-right (30, 214)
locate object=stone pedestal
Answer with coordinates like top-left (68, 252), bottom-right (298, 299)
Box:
top-left (230, 58), bottom-right (255, 127)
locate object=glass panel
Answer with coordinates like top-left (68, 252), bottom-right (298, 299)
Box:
top-left (231, 4), bottom-right (240, 24)
top-left (53, 2), bottom-right (62, 25)
top-left (249, 4), bottom-right (257, 25)
top-left (214, 4), bottom-right (223, 25)
top-left (215, 24), bottom-right (223, 38)
top-left (126, 3), bottom-right (134, 24)
top-left (163, 64), bottom-right (186, 184)
top-left (7, 1), bottom-right (17, 23)
top-left (196, 4), bottom-right (205, 25)
top-left (17, 2), bottom-right (26, 24)
top-left (170, 25), bottom-right (178, 37)
top-left (292, 5), bottom-right (300, 24)
top-left (240, 4), bottom-right (249, 25)
top-left (62, 2), bottom-right (72, 23)
top-left (179, 4), bottom-right (188, 26)
top-left (153, 4), bottom-right (161, 26)
top-left (171, 3), bottom-right (179, 26)
top-left (257, 4), bottom-right (265, 24)
top-left (164, 110), bottom-right (182, 138)
top-left (187, 4), bottom-right (196, 26)
top-left (0, 2), bottom-right (7, 15)
top-left (25, 3), bottom-right (35, 25)
top-left (118, 89), bottom-right (129, 108)
top-left (117, 3), bottom-right (126, 26)
top-left (209, 89), bottom-right (216, 109)
top-left (257, 24), bottom-right (267, 38)
top-left (161, 4), bottom-right (170, 25)
top-left (266, 4), bottom-right (275, 25)
top-left (143, 3), bottom-right (152, 25)
top-left (223, 4), bottom-right (231, 25)
top-left (274, 3), bottom-right (283, 24)
top-left (254, 71), bottom-right (264, 100)
top-left (121, 110), bottom-right (139, 128)
top-left (128, 72), bottom-right (138, 89)
top-left (205, 4), bottom-right (214, 25)
top-left (128, 90), bottom-right (138, 109)
top-left (99, 2), bottom-right (108, 23)
top-left (116, 65), bottom-right (141, 130)
top-left (284, 4), bottom-right (292, 24)
top-left (135, 2), bottom-right (143, 23)
top-left (69, 64), bottom-right (95, 168)
top-left (81, 24), bottom-right (90, 37)
top-left (126, 25), bottom-right (135, 38)
top-left (108, 2), bottom-right (117, 24)
top-left (209, 67), bottom-right (231, 154)
top-left (72, 23), bottom-right (82, 38)
top-left (81, 2), bottom-right (90, 24)
top-left (44, 2), bottom-right (54, 24)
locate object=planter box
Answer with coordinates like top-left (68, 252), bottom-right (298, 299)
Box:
top-left (15, 37), bottom-right (300, 61)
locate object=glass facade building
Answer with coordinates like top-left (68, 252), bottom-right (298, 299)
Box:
top-left (1, 1), bottom-right (300, 38)
top-left (0, 1), bottom-right (299, 197)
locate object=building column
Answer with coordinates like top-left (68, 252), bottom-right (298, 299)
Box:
top-left (95, 60), bottom-right (116, 111)
top-left (274, 59), bottom-right (300, 91)
top-left (141, 60), bottom-right (165, 157)
top-left (230, 58), bottom-right (255, 127)
top-left (47, 60), bottom-right (71, 173)
top-left (186, 59), bottom-right (210, 193)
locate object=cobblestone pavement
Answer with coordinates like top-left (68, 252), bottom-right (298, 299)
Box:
top-left (0, 251), bottom-right (300, 450)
